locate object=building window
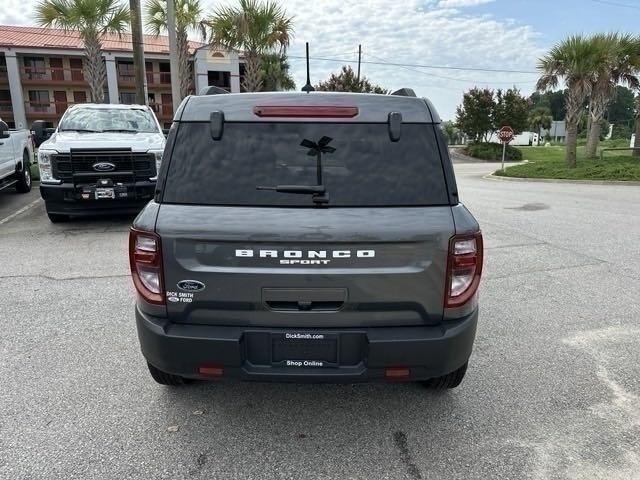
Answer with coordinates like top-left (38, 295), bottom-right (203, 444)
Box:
top-left (28, 90), bottom-right (50, 112)
top-left (120, 92), bottom-right (137, 104)
top-left (0, 55), bottom-right (6, 81)
top-left (207, 71), bottom-right (231, 91)
top-left (24, 57), bottom-right (47, 80)
top-left (118, 61), bottom-right (135, 82)
top-left (0, 90), bottom-right (11, 112)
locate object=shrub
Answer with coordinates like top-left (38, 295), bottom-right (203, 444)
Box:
top-left (464, 142), bottom-right (523, 161)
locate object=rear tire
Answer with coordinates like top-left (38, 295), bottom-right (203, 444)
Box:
top-left (147, 362), bottom-right (187, 386)
top-left (15, 152), bottom-right (32, 193)
top-left (422, 362), bottom-right (468, 390)
top-left (47, 211), bottom-right (69, 223)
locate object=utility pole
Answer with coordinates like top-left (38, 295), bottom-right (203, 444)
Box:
top-left (166, 0), bottom-right (181, 112)
top-left (129, 0), bottom-right (147, 105)
top-left (356, 44), bottom-right (362, 83)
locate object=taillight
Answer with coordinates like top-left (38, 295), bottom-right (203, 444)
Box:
top-left (445, 232), bottom-right (483, 308)
top-left (129, 228), bottom-right (165, 305)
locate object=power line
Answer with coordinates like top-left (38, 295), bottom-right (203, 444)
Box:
top-left (364, 51), bottom-right (537, 86)
top-left (288, 54), bottom-right (538, 75)
top-left (589, 0), bottom-right (640, 9)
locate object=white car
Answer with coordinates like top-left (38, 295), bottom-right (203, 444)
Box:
top-left (0, 120), bottom-right (34, 194)
top-left (37, 103), bottom-right (166, 222)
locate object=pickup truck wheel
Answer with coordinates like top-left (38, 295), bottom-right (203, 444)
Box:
top-left (15, 152), bottom-right (32, 193)
top-left (147, 362), bottom-right (188, 386)
top-left (422, 362), bottom-right (468, 390)
top-left (47, 212), bottom-right (69, 223)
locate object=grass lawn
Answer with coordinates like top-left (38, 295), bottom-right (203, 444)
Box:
top-left (495, 143), bottom-right (640, 181)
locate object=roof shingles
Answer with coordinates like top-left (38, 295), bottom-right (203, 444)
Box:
top-left (0, 25), bottom-right (204, 54)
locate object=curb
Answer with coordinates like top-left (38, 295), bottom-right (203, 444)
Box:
top-left (483, 172), bottom-right (640, 186)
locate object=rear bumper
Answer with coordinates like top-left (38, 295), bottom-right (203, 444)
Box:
top-left (136, 307), bottom-right (478, 383)
top-left (40, 181), bottom-right (155, 216)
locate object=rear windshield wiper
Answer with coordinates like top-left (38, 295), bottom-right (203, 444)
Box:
top-left (257, 185), bottom-right (326, 194)
top-left (256, 136), bottom-right (335, 205)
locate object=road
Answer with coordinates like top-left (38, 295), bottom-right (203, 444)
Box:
top-left (1, 164), bottom-right (639, 480)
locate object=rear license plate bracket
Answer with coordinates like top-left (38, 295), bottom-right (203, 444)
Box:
top-left (271, 333), bottom-right (338, 368)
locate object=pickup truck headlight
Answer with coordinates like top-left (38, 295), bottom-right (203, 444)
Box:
top-left (149, 150), bottom-right (164, 181)
top-left (38, 150), bottom-right (61, 184)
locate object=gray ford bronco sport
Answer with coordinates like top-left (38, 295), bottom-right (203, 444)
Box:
top-left (130, 90), bottom-right (483, 388)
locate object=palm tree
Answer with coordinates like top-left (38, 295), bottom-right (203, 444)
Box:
top-left (35, 0), bottom-right (130, 103)
top-left (261, 53), bottom-right (295, 91)
top-left (528, 107), bottom-right (553, 146)
top-left (146, 0), bottom-right (203, 99)
top-left (537, 35), bottom-right (600, 168)
top-left (202, 0), bottom-right (293, 92)
top-left (585, 33), bottom-right (640, 158)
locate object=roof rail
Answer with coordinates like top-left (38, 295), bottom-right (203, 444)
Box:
top-left (391, 88), bottom-right (417, 97)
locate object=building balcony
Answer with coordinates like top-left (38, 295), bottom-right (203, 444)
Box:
top-left (148, 102), bottom-right (173, 120)
top-left (24, 101), bottom-right (75, 118)
top-left (118, 71), bottom-right (173, 88)
top-left (21, 67), bottom-right (86, 86)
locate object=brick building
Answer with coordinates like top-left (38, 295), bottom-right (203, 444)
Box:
top-left (0, 25), bottom-right (243, 129)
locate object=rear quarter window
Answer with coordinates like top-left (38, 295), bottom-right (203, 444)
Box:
top-left (162, 122), bottom-right (450, 207)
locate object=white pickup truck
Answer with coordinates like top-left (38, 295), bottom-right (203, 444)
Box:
top-left (0, 120), bottom-right (34, 194)
top-left (37, 103), bottom-right (166, 222)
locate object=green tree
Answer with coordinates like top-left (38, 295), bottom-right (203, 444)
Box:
top-left (585, 33), bottom-right (640, 158)
top-left (529, 90), bottom-right (566, 120)
top-left (607, 86), bottom-right (635, 125)
top-left (529, 107), bottom-right (553, 145)
top-left (260, 52), bottom-right (295, 91)
top-left (537, 35), bottom-right (602, 168)
top-left (441, 120), bottom-right (462, 145)
top-left (35, 0), bottom-right (130, 103)
top-left (455, 87), bottom-right (495, 143)
top-left (494, 88), bottom-right (530, 134)
top-left (202, 0), bottom-right (293, 92)
top-left (314, 65), bottom-right (387, 93)
top-left (146, 0), bottom-right (203, 99)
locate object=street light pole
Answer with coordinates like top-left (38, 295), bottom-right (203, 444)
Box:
top-left (166, 0), bottom-right (181, 112)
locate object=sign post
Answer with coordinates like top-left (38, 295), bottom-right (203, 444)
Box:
top-left (498, 126), bottom-right (515, 171)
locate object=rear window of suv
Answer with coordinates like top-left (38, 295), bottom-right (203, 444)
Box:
top-left (162, 122), bottom-right (449, 207)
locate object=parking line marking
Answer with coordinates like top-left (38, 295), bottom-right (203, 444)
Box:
top-left (0, 198), bottom-right (42, 226)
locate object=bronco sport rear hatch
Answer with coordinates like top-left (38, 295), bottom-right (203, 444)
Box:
top-left (154, 93), bottom-right (456, 329)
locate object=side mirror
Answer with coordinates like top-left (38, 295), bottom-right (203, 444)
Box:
top-left (162, 128), bottom-right (170, 138)
top-left (0, 120), bottom-right (9, 139)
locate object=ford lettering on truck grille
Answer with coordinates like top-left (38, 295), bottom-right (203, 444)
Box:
top-left (235, 249), bottom-right (375, 265)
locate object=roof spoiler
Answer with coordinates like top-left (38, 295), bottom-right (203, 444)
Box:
top-left (390, 88), bottom-right (416, 97)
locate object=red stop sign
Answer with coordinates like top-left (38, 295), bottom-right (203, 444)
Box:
top-left (498, 126), bottom-right (515, 143)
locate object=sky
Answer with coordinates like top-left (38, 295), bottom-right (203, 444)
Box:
top-left (1, 0), bottom-right (639, 119)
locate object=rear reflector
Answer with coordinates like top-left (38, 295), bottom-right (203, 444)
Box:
top-left (385, 367), bottom-right (411, 379)
top-left (253, 106), bottom-right (359, 118)
top-left (199, 366), bottom-right (224, 377)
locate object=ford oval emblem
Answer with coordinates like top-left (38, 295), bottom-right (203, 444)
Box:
top-left (177, 280), bottom-right (206, 292)
top-left (93, 162), bottom-right (116, 172)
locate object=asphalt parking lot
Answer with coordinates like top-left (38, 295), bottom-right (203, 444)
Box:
top-left (1, 163), bottom-right (639, 480)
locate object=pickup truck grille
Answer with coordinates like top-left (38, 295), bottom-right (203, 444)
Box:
top-left (52, 149), bottom-right (156, 184)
